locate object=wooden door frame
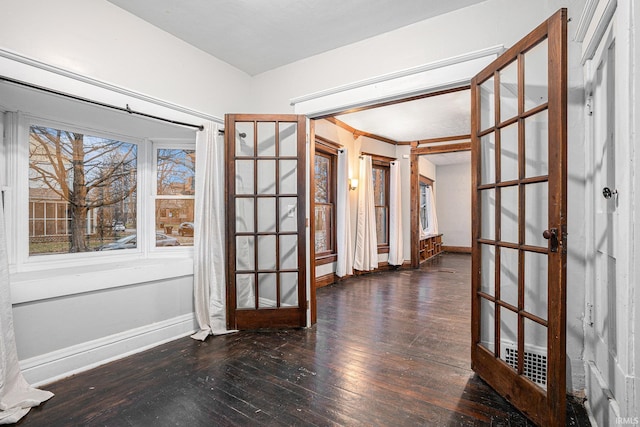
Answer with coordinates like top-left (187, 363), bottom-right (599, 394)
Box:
top-left (410, 138), bottom-right (471, 268)
top-left (470, 9), bottom-right (567, 426)
top-left (225, 114), bottom-right (308, 330)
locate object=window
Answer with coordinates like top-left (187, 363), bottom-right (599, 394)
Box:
top-left (154, 147), bottom-right (196, 247)
top-left (372, 163), bottom-right (390, 248)
top-left (314, 149), bottom-right (336, 257)
top-left (419, 176), bottom-right (433, 235)
top-left (29, 124), bottom-right (138, 255)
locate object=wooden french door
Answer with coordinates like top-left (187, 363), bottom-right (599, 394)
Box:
top-left (225, 114), bottom-right (307, 329)
top-left (471, 9), bottom-right (567, 426)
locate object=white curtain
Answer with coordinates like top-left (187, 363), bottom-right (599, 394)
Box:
top-left (336, 149), bottom-right (353, 277)
top-left (425, 186), bottom-right (439, 235)
top-left (388, 161), bottom-right (403, 266)
top-left (0, 192), bottom-right (53, 424)
top-left (353, 155), bottom-right (378, 271)
top-left (191, 123), bottom-right (236, 341)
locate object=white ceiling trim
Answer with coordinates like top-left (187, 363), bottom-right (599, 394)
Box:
top-left (291, 45), bottom-right (504, 118)
top-left (0, 48), bottom-right (222, 126)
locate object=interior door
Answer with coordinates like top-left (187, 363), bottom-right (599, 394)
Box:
top-left (225, 114), bottom-right (307, 329)
top-left (471, 9), bottom-right (567, 426)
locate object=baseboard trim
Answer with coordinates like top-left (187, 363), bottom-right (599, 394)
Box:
top-left (442, 246), bottom-right (472, 254)
top-left (21, 313), bottom-right (197, 387)
top-left (316, 273), bottom-right (338, 288)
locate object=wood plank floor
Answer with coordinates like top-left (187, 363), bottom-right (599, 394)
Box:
top-left (18, 254), bottom-right (590, 426)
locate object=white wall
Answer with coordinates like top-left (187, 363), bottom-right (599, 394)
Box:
top-left (0, 0), bottom-right (252, 119)
top-left (435, 162), bottom-right (472, 248)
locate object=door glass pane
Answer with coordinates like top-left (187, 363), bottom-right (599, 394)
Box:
top-left (480, 189), bottom-right (495, 240)
top-left (279, 122), bottom-right (298, 157)
top-left (500, 123), bottom-right (519, 182)
top-left (236, 274), bottom-right (255, 309)
top-left (257, 198), bottom-right (276, 232)
top-left (235, 198), bottom-right (254, 233)
top-left (280, 235), bottom-right (298, 270)
top-left (500, 60), bottom-right (519, 122)
top-left (257, 122), bottom-right (276, 156)
top-left (258, 273), bottom-right (277, 308)
top-left (236, 236), bottom-right (255, 270)
top-left (258, 235), bottom-right (276, 270)
top-left (235, 160), bottom-right (254, 194)
top-left (480, 298), bottom-right (495, 353)
top-left (499, 307), bottom-right (519, 372)
top-left (280, 272), bottom-right (299, 307)
top-left (524, 251), bottom-right (548, 321)
top-left (524, 318), bottom-right (548, 390)
top-left (499, 247), bottom-right (519, 308)
top-left (480, 76), bottom-right (495, 131)
top-left (236, 122), bottom-right (254, 157)
top-left (524, 182), bottom-right (548, 247)
top-left (280, 159), bottom-right (297, 194)
top-left (280, 198), bottom-right (298, 232)
top-left (525, 110), bottom-right (549, 178)
top-left (524, 39), bottom-right (549, 111)
top-left (480, 132), bottom-right (496, 184)
top-left (480, 244), bottom-right (495, 296)
top-left (257, 160), bottom-right (276, 194)
top-left (500, 185), bottom-right (519, 244)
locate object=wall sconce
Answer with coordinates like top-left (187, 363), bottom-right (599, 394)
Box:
top-left (349, 178), bottom-right (358, 191)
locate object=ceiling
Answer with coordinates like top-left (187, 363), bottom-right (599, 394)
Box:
top-left (106, 0), bottom-right (485, 165)
top-left (106, 0), bottom-right (488, 76)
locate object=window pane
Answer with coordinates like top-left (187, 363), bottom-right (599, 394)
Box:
top-left (373, 167), bottom-right (386, 206)
top-left (29, 125), bottom-right (137, 254)
top-left (155, 199), bottom-right (194, 247)
top-left (314, 204), bottom-right (333, 253)
top-left (156, 149), bottom-right (195, 196)
top-left (314, 155), bottom-right (329, 203)
top-left (375, 206), bottom-right (388, 245)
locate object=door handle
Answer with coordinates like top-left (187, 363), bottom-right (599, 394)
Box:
top-left (543, 228), bottom-right (558, 253)
top-left (602, 187), bottom-right (617, 199)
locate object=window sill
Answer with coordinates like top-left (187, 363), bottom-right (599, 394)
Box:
top-left (315, 254), bottom-right (337, 266)
top-left (10, 257), bottom-right (194, 305)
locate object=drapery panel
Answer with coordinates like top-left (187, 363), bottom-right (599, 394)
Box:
top-left (0, 191), bottom-right (53, 424)
top-left (425, 186), bottom-right (439, 235)
top-left (191, 123), bottom-right (235, 340)
top-left (336, 149), bottom-right (353, 277)
top-left (388, 161), bottom-right (403, 266)
top-left (353, 155), bottom-right (378, 271)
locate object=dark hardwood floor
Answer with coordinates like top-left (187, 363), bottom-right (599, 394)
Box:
top-left (18, 254), bottom-right (590, 426)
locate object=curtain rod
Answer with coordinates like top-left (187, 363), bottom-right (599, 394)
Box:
top-left (0, 75), bottom-right (204, 131)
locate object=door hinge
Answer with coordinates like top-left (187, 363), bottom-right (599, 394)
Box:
top-left (306, 300), bottom-right (309, 309)
top-left (305, 218), bottom-right (309, 227)
top-left (586, 302), bottom-right (594, 326)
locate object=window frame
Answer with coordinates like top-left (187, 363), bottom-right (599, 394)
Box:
top-left (313, 139), bottom-right (338, 264)
top-left (6, 112), bottom-right (196, 274)
top-left (371, 158), bottom-right (391, 253)
top-left (419, 175), bottom-right (434, 237)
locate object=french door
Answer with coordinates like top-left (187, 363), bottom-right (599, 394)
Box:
top-left (471, 9), bottom-right (567, 426)
top-left (225, 114), bottom-right (307, 329)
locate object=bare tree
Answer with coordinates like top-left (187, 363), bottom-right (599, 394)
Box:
top-left (29, 126), bottom-right (137, 252)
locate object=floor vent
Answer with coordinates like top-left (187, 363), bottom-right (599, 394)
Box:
top-left (503, 346), bottom-right (547, 388)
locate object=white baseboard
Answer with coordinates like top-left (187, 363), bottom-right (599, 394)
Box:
top-left (20, 313), bottom-right (197, 387)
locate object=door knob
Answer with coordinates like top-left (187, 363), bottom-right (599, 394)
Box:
top-left (543, 228), bottom-right (558, 252)
top-left (602, 187), bottom-right (617, 199)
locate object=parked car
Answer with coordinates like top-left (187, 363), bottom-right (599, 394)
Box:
top-left (178, 222), bottom-right (194, 236)
top-left (112, 221), bottom-right (125, 232)
top-left (96, 233), bottom-right (180, 251)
